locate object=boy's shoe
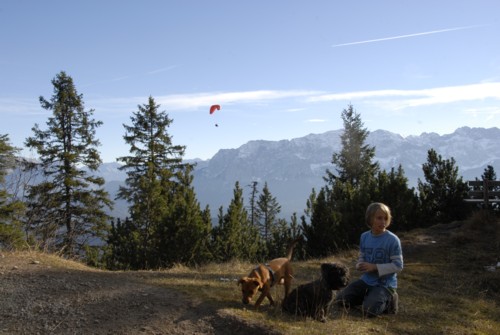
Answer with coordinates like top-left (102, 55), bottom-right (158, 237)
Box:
top-left (386, 292), bottom-right (399, 314)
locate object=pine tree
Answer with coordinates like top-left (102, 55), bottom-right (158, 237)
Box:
top-left (330, 105), bottom-right (379, 245)
top-left (375, 166), bottom-right (420, 231)
top-left (289, 212), bottom-right (306, 260)
top-left (0, 134), bottom-right (25, 249)
top-left (106, 218), bottom-right (142, 269)
top-left (418, 148), bottom-right (469, 225)
top-left (304, 105), bottom-right (379, 253)
top-left (301, 187), bottom-right (342, 257)
top-left (210, 206), bottom-right (226, 262)
top-left (221, 181), bottom-right (247, 261)
top-left (24, 72), bottom-right (112, 255)
top-left (255, 182), bottom-right (281, 244)
top-left (212, 182), bottom-right (259, 262)
top-left (326, 104), bottom-right (379, 186)
top-left (268, 218), bottom-right (291, 259)
top-left (247, 181), bottom-right (259, 227)
top-left (156, 165), bottom-right (212, 267)
top-left (482, 165), bottom-right (497, 181)
top-left (303, 188), bottom-right (317, 220)
top-left (116, 96), bottom-right (195, 269)
top-left (253, 182), bottom-right (283, 259)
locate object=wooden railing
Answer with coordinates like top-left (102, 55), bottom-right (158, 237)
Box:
top-left (465, 180), bottom-right (500, 205)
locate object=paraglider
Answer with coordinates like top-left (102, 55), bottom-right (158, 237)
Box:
top-left (210, 104), bottom-right (221, 127)
top-left (209, 104), bottom-right (220, 115)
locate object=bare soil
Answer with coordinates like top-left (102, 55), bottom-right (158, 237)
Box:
top-left (0, 252), bottom-right (279, 335)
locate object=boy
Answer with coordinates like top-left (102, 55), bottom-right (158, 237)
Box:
top-left (336, 202), bottom-right (403, 317)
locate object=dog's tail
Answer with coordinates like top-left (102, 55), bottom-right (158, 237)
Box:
top-left (285, 236), bottom-right (303, 261)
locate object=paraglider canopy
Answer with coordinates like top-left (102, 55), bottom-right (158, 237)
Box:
top-left (209, 104), bottom-right (220, 115)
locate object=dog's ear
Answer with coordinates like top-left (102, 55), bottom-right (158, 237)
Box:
top-left (238, 277), bottom-right (247, 286)
top-left (254, 279), bottom-right (263, 289)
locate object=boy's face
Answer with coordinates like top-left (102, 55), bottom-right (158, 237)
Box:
top-left (371, 209), bottom-right (388, 235)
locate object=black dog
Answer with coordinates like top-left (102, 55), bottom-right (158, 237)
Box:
top-left (282, 263), bottom-right (350, 322)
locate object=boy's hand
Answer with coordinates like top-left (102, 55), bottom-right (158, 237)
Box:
top-left (356, 262), bottom-right (377, 273)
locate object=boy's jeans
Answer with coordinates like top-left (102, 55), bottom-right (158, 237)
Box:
top-left (336, 279), bottom-right (397, 316)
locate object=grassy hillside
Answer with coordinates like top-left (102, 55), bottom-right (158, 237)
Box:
top-left (1, 211), bottom-right (499, 334)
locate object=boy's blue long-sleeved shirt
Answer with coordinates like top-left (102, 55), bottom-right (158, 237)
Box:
top-left (357, 230), bottom-right (403, 289)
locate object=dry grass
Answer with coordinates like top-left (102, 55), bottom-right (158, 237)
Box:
top-left (2, 213), bottom-right (498, 334)
top-left (146, 213), bottom-right (500, 335)
top-left (0, 249), bottom-right (97, 272)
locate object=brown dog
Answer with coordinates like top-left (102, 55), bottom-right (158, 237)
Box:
top-left (238, 238), bottom-right (301, 308)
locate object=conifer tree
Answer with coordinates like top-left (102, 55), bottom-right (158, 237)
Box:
top-left (247, 181), bottom-right (259, 227)
top-left (253, 182), bottom-right (283, 259)
top-left (301, 187), bottom-right (342, 257)
top-left (289, 212), bottom-right (306, 260)
top-left (212, 182), bottom-right (259, 261)
top-left (305, 105), bottom-right (379, 253)
top-left (326, 104), bottom-right (379, 187)
top-left (418, 149), bottom-right (469, 225)
top-left (210, 206), bottom-right (226, 262)
top-left (156, 165), bottom-right (212, 267)
top-left (256, 182), bottom-right (281, 244)
top-left (303, 188), bottom-right (317, 220)
top-left (115, 96), bottom-right (197, 269)
top-left (106, 218), bottom-right (141, 269)
top-left (481, 165), bottom-right (497, 181)
top-left (24, 72), bottom-right (112, 255)
top-left (268, 218), bottom-right (291, 259)
top-left (288, 213), bottom-right (302, 240)
top-left (375, 166), bottom-right (420, 231)
top-left (0, 134), bottom-right (25, 249)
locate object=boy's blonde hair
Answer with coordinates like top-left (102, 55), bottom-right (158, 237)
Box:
top-left (365, 202), bottom-right (392, 228)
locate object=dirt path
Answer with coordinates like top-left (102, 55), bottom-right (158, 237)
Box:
top-left (0, 253), bottom-right (280, 335)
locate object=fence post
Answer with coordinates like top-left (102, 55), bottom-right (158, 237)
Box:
top-left (483, 179), bottom-right (489, 208)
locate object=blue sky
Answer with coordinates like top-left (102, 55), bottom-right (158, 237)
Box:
top-left (1, 1), bottom-right (500, 162)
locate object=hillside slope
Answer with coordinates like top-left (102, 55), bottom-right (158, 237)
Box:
top-left (0, 253), bottom-right (278, 335)
top-left (1, 213), bottom-right (499, 335)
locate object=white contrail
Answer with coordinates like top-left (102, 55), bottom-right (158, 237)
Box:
top-left (147, 65), bottom-right (178, 75)
top-left (332, 24), bottom-right (486, 47)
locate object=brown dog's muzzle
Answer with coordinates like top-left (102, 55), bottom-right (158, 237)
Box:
top-left (241, 293), bottom-right (252, 304)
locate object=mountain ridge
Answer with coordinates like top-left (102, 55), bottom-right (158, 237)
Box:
top-left (80, 126), bottom-right (500, 219)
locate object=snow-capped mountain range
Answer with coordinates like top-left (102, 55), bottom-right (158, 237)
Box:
top-left (98, 126), bottom-right (500, 220)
